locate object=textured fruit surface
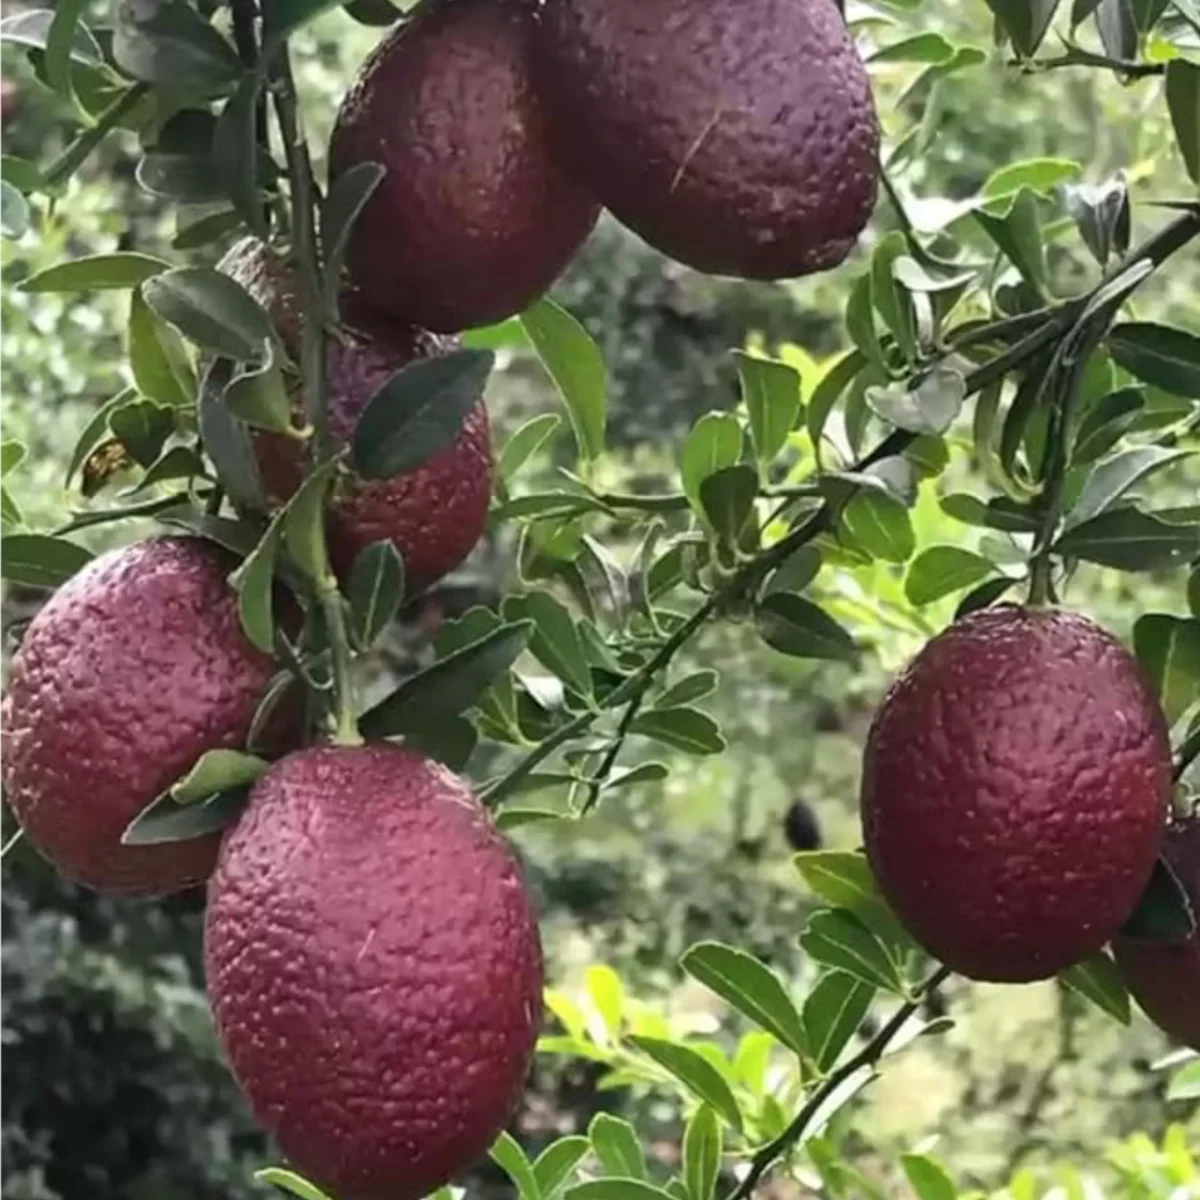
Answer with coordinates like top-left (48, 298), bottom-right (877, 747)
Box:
top-left (862, 606), bottom-right (1170, 983)
top-left (328, 0), bottom-right (599, 331)
top-left (533, 0), bottom-right (879, 279)
top-left (219, 239), bottom-right (493, 589)
top-left (1, 537), bottom-right (281, 896)
top-left (1114, 815), bottom-right (1200, 1050)
top-left (205, 743), bottom-right (543, 1200)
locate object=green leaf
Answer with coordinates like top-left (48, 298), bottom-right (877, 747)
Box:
top-left (680, 412), bottom-right (744, 517)
top-left (533, 1137), bottom-right (591, 1200)
top-left (113, 0), bottom-right (242, 89)
top-left (792, 852), bottom-right (910, 947)
top-left (359, 621), bottom-right (533, 737)
top-left (20, 252), bottom-right (170, 293)
top-left (975, 188), bottom-right (1047, 288)
top-left (65, 391), bottom-right (132, 488)
top-left (347, 541), bottom-right (405, 650)
top-left (144, 268), bottom-right (275, 361)
top-left (699, 464), bottom-right (758, 543)
top-left (1166, 59), bottom-right (1200, 185)
top-left (1074, 386), bottom-right (1144, 461)
top-left (1166, 1060), bottom-right (1200, 1103)
top-left (681, 1106), bottom-right (721, 1200)
top-left (173, 209), bottom-right (244, 251)
top-left (984, 0), bottom-right (1062, 55)
top-left (1063, 177), bottom-right (1130, 268)
top-left (45, 0), bottom-right (87, 113)
top-left (871, 231), bottom-right (918, 362)
top-left (734, 350), bottom-right (802, 467)
top-left (403, 717), bottom-right (478, 772)
top-left (121, 787), bottom-right (248, 847)
top-left (1060, 951), bottom-right (1131, 1024)
top-left (128, 287), bottom-right (195, 407)
top-left (1, 441), bottom-right (25, 477)
top-left (1067, 446), bottom-right (1194, 531)
top-left (212, 67), bottom-right (269, 237)
top-left (800, 909), bottom-right (907, 994)
top-left (803, 972), bottom-right (876, 1072)
top-left (1133, 614), bottom-right (1200, 725)
top-left (845, 273), bottom-right (883, 370)
top-left (109, 398), bottom-right (173, 467)
top-left (901, 1153), bottom-right (958, 1200)
top-left (229, 508), bottom-right (286, 654)
top-left (224, 349), bottom-right (295, 434)
top-left (1110, 323), bottom-right (1200, 399)
top-left (255, 1167), bottom-right (335, 1200)
top-left (680, 941), bottom-right (808, 1055)
top-left (498, 413), bottom-right (561, 490)
top-left (807, 350), bottom-right (866, 463)
top-left (521, 297), bottom-right (606, 463)
top-left (629, 1036), bottom-right (743, 1132)
top-left (1120, 856), bottom-right (1196, 941)
top-left (765, 544), bottom-right (823, 596)
top-left (983, 157), bottom-right (1082, 198)
top-left (0, 8), bottom-right (103, 63)
top-left (156, 507), bottom-right (265, 559)
top-left (866, 365), bottom-right (966, 435)
top-left (1, 180), bottom-right (29, 239)
top-left (490, 1131), bottom-right (542, 1200)
top-left (630, 707), bottom-right (725, 755)
top-left (755, 593), bottom-right (858, 663)
top-left (588, 1114), bottom-right (645, 1179)
top-left (656, 670), bottom-right (718, 710)
top-left (0, 533), bottom-right (93, 588)
top-left (351, 348), bottom-right (492, 479)
top-left (169, 748), bottom-right (268, 804)
top-left (198, 360), bottom-right (266, 514)
top-left (905, 547), bottom-right (997, 606)
top-left (939, 493), bottom-right (1040, 534)
top-left (565, 1183), bottom-right (676, 1200)
top-left (322, 161), bottom-right (385, 306)
top-left (840, 489), bottom-right (915, 563)
top-left (281, 458), bottom-right (339, 582)
top-left (1053, 507), bottom-right (1200, 571)
top-left (868, 32), bottom-right (956, 63)
top-left (505, 591), bottom-right (593, 698)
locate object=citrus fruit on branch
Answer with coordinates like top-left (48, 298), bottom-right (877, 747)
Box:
top-left (205, 743), bottom-right (543, 1200)
top-left (862, 605), bottom-right (1172, 983)
top-left (1, 537), bottom-right (291, 896)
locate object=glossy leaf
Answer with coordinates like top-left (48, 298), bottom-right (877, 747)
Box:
top-left (255, 1167), bottom-right (335, 1200)
top-left (793, 852), bottom-right (910, 946)
top-left (359, 621), bottom-right (533, 737)
top-left (871, 231), bottom-right (918, 362)
top-left (1120, 856), bottom-right (1196, 941)
top-left (198, 360), bottom-right (266, 514)
top-left (564, 1182), bottom-right (675, 1200)
top-left (629, 1036), bottom-right (743, 1132)
top-left (807, 350), bottom-right (866, 463)
top-left (212, 68), bottom-right (269, 237)
top-left (681, 1105), bottom-right (721, 1200)
top-left (680, 941), bottom-right (807, 1055)
top-left (169, 748), bottom-right (268, 804)
top-left (1109, 323), bottom-right (1200, 399)
top-left (630, 707), bottom-right (725, 755)
top-left (21, 252), bottom-right (170, 293)
top-left (351, 349), bottom-right (492, 479)
top-left (490, 1132), bottom-right (541, 1200)
top-left (866, 365), bottom-right (966, 435)
top-left (1133, 614), bottom-right (1200, 725)
top-left (1062, 176), bottom-right (1130, 268)
top-left (110, 398), bottom-right (174, 467)
top-left (322, 162), bottom-right (385, 305)
top-left (699, 464), bottom-right (758, 543)
top-left (1060, 951), bottom-right (1130, 1024)
top-left (655, 670), bottom-right (718, 710)
top-left (144, 268), bottom-right (275, 361)
top-left (224, 348), bottom-right (295, 434)
top-left (1066, 446), bottom-right (1194, 531)
top-left (975, 188), bottom-right (1046, 288)
top-left (756, 593), bottom-right (858, 662)
top-left (588, 1113), bottom-right (645, 1179)
top-left (113, 0), bottom-right (242, 88)
top-left (229, 509), bottom-right (286, 654)
top-left (0, 7), bottom-right (103, 63)
top-left (803, 972), bottom-right (876, 1072)
top-left (347, 541), bottom-right (405, 649)
top-left (800, 909), bottom-right (907, 993)
top-left (901, 1153), bottom-right (957, 1200)
top-left (735, 350), bottom-right (802, 467)
top-left (680, 412), bottom-right (744, 517)
top-left (532, 1137), bottom-right (591, 1200)
top-left (0, 533), bottom-right (93, 587)
top-left (128, 288), bottom-right (195, 407)
top-left (121, 787), bottom-right (248, 847)
top-left (521, 297), bottom-right (606, 462)
top-left (840, 489), bottom-right (915, 563)
top-left (985, 0), bottom-right (1062, 55)
top-left (905, 546), bottom-right (996, 606)
top-left (280, 458), bottom-right (338, 582)
top-left (498, 413), bottom-right (561, 491)
top-left (1054, 508), bottom-right (1200, 570)
top-left (403, 717), bottom-right (478, 772)
top-left (1, 180), bottom-right (28, 239)
top-left (1166, 59), bottom-right (1200, 185)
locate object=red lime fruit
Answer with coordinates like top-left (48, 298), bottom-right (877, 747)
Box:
top-left (1113, 814), bottom-right (1200, 1050)
top-left (328, 0), bottom-right (599, 332)
top-left (1, 537), bottom-right (285, 896)
top-left (219, 238), bottom-right (493, 591)
top-left (205, 742), bottom-right (544, 1200)
top-left (862, 606), bottom-right (1171, 983)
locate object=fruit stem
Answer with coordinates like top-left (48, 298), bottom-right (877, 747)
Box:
top-left (724, 965), bottom-right (952, 1200)
top-left (317, 581), bottom-right (362, 746)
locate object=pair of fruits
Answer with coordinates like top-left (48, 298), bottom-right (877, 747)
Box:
top-left (1, 537), bottom-right (545, 1200)
top-left (328, 0), bottom-right (881, 334)
top-left (862, 604), bottom-right (1197, 1050)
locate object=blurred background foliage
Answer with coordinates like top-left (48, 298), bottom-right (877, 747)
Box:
top-left (2, 0), bottom-right (1199, 1198)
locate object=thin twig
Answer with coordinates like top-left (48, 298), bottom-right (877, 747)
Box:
top-left (724, 966), bottom-right (953, 1200)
